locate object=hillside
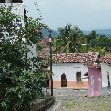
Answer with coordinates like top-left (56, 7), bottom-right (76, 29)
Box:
top-left (42, 29), bottom-right (111, 37)
top-left (83, 29), bottom-right (111, 37)
top-left (41, 28), bottom-right (59, 37)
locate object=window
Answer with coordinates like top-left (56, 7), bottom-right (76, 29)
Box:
top-left (13, 18), bottom-right (22, 28)
top-left (76, 71), bottom-right (82, 82)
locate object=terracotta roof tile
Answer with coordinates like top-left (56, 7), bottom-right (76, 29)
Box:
top-left (52, 53), bottom-right (98, 63)
top-left (102, 54), bottom-right (111, 64)
top-left (37, 52), bottom-right (99, 64)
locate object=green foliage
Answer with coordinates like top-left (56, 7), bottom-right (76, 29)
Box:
top-left (86, 30), bottom-right (111, 54)
top-left (0, 6), bottom-right (48, 111)
top-left (89, 46), bottom-right (106, 55)
top-left (53, 24), bottom-right (111, 54)
top-left (36, 44), bottom-right (44, 51)
top-left (53, 24), bottom-right (83, 53)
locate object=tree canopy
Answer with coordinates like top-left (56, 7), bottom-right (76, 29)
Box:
top-left (53, 24), bottom-right (111, 55)
top-left (0, 5), bottom-right (49, 111)
top-left (53, 24), bottom-right (83, 53)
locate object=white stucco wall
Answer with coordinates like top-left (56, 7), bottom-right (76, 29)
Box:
top-left (0, 3), bottom-right (37, 70)
top-left (101, 63), bottom-right (111, 87)
top-left (0, 3), bottom-right (25, 40)
top-left (48, 63), bottom-right (88, 81)
top-left (27, 44), bottom-right (37, 59)
top-left (0, 3), bottom-right (25, 26)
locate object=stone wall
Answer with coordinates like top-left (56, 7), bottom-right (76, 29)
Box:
top-left (30, 96), bottom-right (55, 111)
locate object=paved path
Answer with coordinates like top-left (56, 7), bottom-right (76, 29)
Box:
top-left (53, 88), bottom-right (87, 97)
top-left (46, 100), bottom-right (61, 111)
top-left (46, 88), bottom-right (111, 111)
top-left (46, 88), bottom-right (87, 111)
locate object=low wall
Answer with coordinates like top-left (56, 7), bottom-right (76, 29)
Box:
top-left (30, 96), bottom-right (55, 111)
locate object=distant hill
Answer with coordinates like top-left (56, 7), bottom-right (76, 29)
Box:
top-left (41, 28), bottom-right (59, 37)
top-left (83, 29), bottom-right (111, 37)
top-left (42, 29), bottom-right (111, 37)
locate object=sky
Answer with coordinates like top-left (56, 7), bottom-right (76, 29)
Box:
top-left (24, 0), bottom-right (111, 30)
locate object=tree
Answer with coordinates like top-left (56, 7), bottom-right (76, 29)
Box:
top-left (0, 6), bottom-right (48, 111)
top-left (53, 24), bottom-right (83, 53)
top-left (85, 30), bottom-right (111, 54)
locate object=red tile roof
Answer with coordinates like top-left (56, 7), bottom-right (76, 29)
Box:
top-left (52, 53), bottom-right (98, 63)
top-left (37, 52), bottom-right (99, 63)
top-left (102, 54), bottom-right (111, 64)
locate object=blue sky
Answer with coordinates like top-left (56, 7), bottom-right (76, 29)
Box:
top-left (24, 0), bottom-right (111, 30)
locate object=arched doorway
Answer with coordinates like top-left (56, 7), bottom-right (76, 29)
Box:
top-left (61, 73), bottom-right (67, 87)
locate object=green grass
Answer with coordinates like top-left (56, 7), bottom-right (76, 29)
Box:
top-left (62, 97), bottom-right (111, 111)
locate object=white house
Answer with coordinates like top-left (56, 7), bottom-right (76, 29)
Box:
top-left (0, 0), bottom-right (37, 70)
top-left (47, 53), bottom-right (98, 89)
top-left (48, 63), bottom-right (88, 89)
top-left (101, 54), bottom-right (111, 95)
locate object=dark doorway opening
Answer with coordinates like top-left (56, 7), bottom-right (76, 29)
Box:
top-left (76, 71), bottom-right (82, 82)
top-left (61, 73), bottom-right (67, 87)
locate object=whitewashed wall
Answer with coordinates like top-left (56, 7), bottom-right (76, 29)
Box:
top-left (0, 3), bottom-right (37, 70)
top-left (48, 63), bottom-right (88, 81)
top-left (101, 63), bottom-right (111, 95)
top-left (0, 3), bottom-right (25, 39)
top-left (101, 63), bottom-right (111, 87)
